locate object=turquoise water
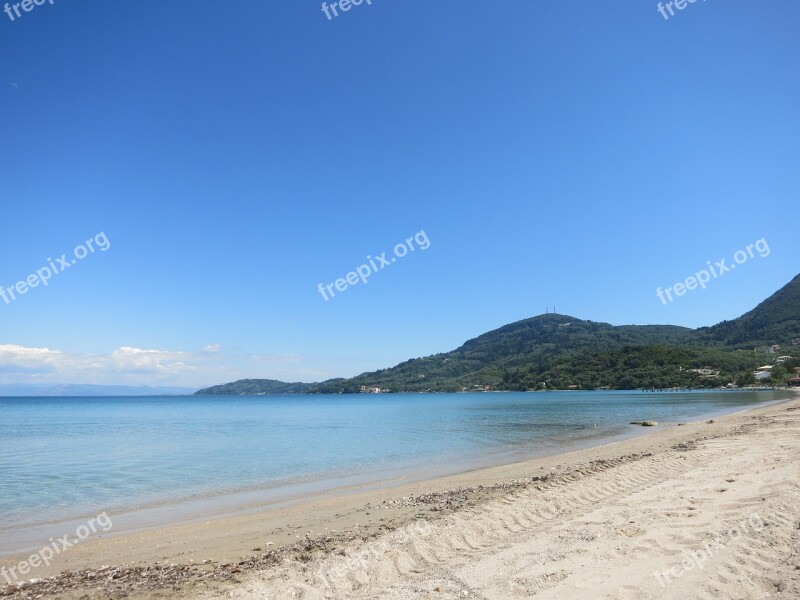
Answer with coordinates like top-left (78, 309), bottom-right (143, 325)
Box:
top-left (0, 390), bottom-right (791, 554)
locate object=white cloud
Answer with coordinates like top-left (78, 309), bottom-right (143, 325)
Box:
top-left (0, 344), bottom-right (198, 383)
top-left (0, 344), bottom-right (65, 372)
top-left (109, 346), bottom-right (194, 374)
top-left (0, 344), bottom-right (358, 389)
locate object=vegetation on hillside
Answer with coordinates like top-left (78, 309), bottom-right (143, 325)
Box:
top-left (197, 379), bottom-right (313, 395)
top-left (195, 274), bottom-right (800, 395)
top-left (694, 274), bottom-right (800, 348)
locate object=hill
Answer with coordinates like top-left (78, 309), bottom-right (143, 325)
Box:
top-left (693, 274), bottom-right (800, 348)
top-left (196, 379), bottom-right (314, 396)
top-left (195, 273), bottom-right (800, 395)
top-left (311, 316), bottom-right (695, 393)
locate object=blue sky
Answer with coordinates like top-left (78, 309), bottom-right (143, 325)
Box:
top-left (1, 0), bottom-right (798, 388)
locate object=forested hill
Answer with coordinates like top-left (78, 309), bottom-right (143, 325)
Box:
top-left (311, 316), bottom-right (695, 393)
top-left (195, 273), bottom-right (800, 395)
top-left (693, 274), bottom-right (800, 348)
top-left (196, 379), bottom-right (313, 396)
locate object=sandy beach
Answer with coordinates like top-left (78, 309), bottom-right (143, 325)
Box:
top-left (2, 391), bottom-right (799, 599)
top-left (5, 1), bottom-right (798, 598)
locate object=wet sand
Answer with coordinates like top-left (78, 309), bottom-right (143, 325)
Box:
top-left (2, 391), bottom-right (798, 599)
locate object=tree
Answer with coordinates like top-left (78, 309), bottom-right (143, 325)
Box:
top-left (770, 365), bottom-right (788, 385)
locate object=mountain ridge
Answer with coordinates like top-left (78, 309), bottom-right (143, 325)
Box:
top-left (196, 274), bottom-right (800, 395)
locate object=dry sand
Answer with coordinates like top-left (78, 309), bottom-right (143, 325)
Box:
top-left (3, 392), bottom-right (799, 599)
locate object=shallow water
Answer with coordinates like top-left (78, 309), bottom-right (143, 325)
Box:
top-left (0, 389), bottom-right (791, 554)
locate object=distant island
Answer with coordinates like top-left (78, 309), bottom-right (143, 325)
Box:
top-left (0, 384), bottom-right (197, 397)
top-left (196, 274), bottom-right (800, 395)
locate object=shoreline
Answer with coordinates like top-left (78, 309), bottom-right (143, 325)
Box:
top-left (2, 389), bottom-right (792, 559)
top-left (1, 389), bottom-right (798, 599)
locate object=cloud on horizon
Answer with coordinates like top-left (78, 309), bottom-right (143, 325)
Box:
top-left (0, 344), bottom-right (344, 388)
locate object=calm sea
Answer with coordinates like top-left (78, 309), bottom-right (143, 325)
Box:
top-left (0, 389), bottom-right (791, 554)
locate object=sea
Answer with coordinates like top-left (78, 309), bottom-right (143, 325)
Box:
top-left (0, 389), bottom-right (792, 555)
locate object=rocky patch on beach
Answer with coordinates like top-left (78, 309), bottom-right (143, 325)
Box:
top-left (381, 453), bottom-right (655, 510)
top-left (0, 535), bottom-right (355, 600)
top-left (0, 451), bottom-right (677, 599)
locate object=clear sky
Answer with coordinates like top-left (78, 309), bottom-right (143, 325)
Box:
top-left (1, 0), bottom-right (798, 388)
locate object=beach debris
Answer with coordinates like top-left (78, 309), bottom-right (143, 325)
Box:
top-left (0, 451), bottom-right (654, 600)
top-left (673, 441), bottom-right (697, 452)
top-left (382, 453), bottom-right (654, 510)
top-left (630, 420), bottom-right (658, 427)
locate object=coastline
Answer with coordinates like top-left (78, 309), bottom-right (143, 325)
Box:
top-left (2, 389), bottom-right (792, 559)
top-left (2, 389), bottom-right (798, 599)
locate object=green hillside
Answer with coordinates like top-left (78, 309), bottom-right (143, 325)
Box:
top-left (196, 273), bottom-right (800, 395)
top-left (312, 316), bottom-right (695, 393)
top-left (197, 379), bottom-right (313, 396)
top-left (693, 274), bottom-right (800, 348)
